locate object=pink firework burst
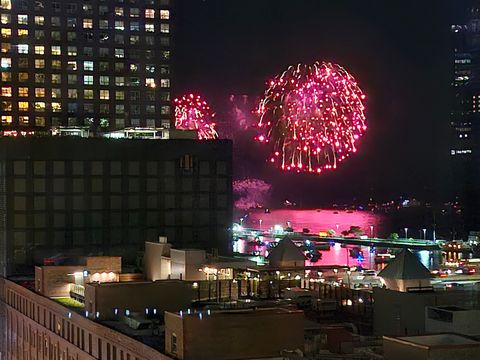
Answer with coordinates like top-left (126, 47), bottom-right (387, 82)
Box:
top-left (174, 94), bottom-right (218, 140)
top-left (255, 61), bottom-right (367, 174)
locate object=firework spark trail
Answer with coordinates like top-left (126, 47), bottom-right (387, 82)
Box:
top-left (174, 94), bottom-right (218, 140)
top-left (255, 61), bottom-right (367, 174)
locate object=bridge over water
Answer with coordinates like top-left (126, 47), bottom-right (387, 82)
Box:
top-left (233, 227), bottom-right (441, 251)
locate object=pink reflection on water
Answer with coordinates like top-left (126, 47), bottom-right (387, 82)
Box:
top-left (246, 208), bottom-right (385, 235)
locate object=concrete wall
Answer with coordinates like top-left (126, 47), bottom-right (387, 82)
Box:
top-left (85, 280), bottom-right (196, 320)
top-left (35, 265), bottom-right (84, 297)
top-left (426, 307), bottom-right (480, 336)
top-left (144, 241), bottom-right (172, 281)
top-left (170, 249), bottom-right (206, 281)
top-left (165, 309), bottom-right (304, 360)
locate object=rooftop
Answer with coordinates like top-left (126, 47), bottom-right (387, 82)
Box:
top-left (386, 333), bottom-right (480, 348)
top-left (378, 249), bottom-right (431, 280)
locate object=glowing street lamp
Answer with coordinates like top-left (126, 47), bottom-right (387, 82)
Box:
top-left (404, 227), bottom-right (408, 239)
top-left (259, 219), bottom-right (263, 228)
top-left (370, 225), bottom-right (374, 238)
top-left (240, 217), bottom-right (244, 226)
top-left (422, 228), bottom-right (427, 240)
top-left (336, 224), bottom-right (339, 234)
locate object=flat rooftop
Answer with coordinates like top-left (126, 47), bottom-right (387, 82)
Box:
top-left (388, 334), bottom-right (480, 348)
top-left (175, 307), bottom-right (302, 319)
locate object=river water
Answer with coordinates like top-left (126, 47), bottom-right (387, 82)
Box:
top-left (237, 208), bottom-right (441, 270)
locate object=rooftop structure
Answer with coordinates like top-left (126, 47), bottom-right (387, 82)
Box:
top-left (378, 249), bottom-right (432, 292)
top-left (384, 334), bottom-right (480, 360)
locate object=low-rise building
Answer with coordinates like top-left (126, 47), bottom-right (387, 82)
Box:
top-left (164, 307), bottom-right (305, 360)
top-left (383, 334), bottom-right (480, 360)
top-left (425, 306), bottom-right (480, 337)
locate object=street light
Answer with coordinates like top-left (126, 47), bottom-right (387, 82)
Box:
top-left (259, 219), bottom-right (263, 229)
top-left (370, 225), bottom-right (374, 238)
top-left (336, 224), bottom-right (339, 234)
top-left (240, 217), bottom-right (244, 225)
top-left (404, 227), bottom-right (408, 239)
top-left (422, 228), bottom-right (427, 240)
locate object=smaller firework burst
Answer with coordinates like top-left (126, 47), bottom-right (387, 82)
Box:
top-left (174, 94), bottom-right (218, 140)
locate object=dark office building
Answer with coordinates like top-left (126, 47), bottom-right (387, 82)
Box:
top-left (450, 2), bottom-right (480, 232)
top-left (0, 137), bottom-right (233, 276)
top-left (0, 0), bottom-right (172, 132)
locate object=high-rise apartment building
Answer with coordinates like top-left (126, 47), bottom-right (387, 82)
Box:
top-left (0, 0), bottom-right (172, 132)
top-left (450, 3), bottom-right (480, 231)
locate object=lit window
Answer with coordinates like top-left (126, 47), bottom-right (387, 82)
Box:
top-left (18, 29), bottom-right (28, 37)
top-left (161, 105), bottom-right (171, 115)
top-left (18, 101), bottom-right (28, 111)
top-left (18, 88), bottom-right (28, 97)
top-left (84, 89), bottom-right (93, 99)
top-left (115, 91), bottom-right (124, 100)
top-left (51, 46), bottom-right (61, 55)
top-left (145, 9), bottom-right (155, 18)
top-left (52, 102), bottom-right (61, 112)
top-left (0, 0), bottom-right (11, 10)
top-left (115, 49), bottom-right (124, 58)
top-left (99, 90), bottom-right (110, 100)
top-left (19, 116), bottom-right (29, 126)
top-left (1, 14), bottom-right (10, 24)
top-left (84, 61), bottom-right (94, 71)
top-left (1, 57), bottom-right (10, 68)
top-left (17, 44), bottom-right (28, 54)
top-left (99, 20), bottom-right (109, 30)
top-left (52, 17), bottom-right (61, 27)
top-left (35, 16), bottom-right (45, 26)
top-left (160, 10), bottom-right (170, 20)
top-left (68, 89), bottom-right (78, 99)
top-left (67, 61), bottom-right (77, 70)
top-left (67, 46), bottom-right (77, 56)
top-left (34, 46), bottom-right (45, 55)
top-left (130, 22), bottom-right (139, 31)
top-left (130, 8), bottom-right (140, 18)
top-left (35, 117), bottom-right (45, 126)
top-left (52, 89), bottom-right (61, 98)
top-left (35, 88), bottom-right (45, 98)
top-left (161, 51), bottom-right (170, 60)
top-left (1, 71), bottom-right (10, 81)
top-left (100, 76), bottom-right (109, 86)
top-left (51, 74), bottom-right (61, 84)
top-left (1, 115), bottom-right (12, 124)
top-left (83, 19), bottom-right (93, 29)
top-left (1, 86), bottom-right (11, 97)
top-left (161, 23), bottom-right (170, 33)
top-left (35, 59), bottom-right (45, 69)
top-left (35, 74), bottom-right (45, 84)
top-left (115, 7), bottom-right (124, 16)
top-left (1, 28), bottom-right (11, 38)
top-left (18, 73), bottom-right (28, 82)
top-left (115, 77), bottom-right (125, 86)
top-left (35, 102), bottom-right (46, 112)
top-left (146, 23), bottom-right (154, 32)
top-left (160, 79), bottom-right (170, 88)
top-left (17, 14), bottom-right (28, 25)
top-left (1, 42), bottom-right (10, 53)
top-left (115, 21), bottom-right (124, 30)
top-left (1, 101), bottom-right (11, 111)
top-left (52, 60), bottom-right (61, 69)
top-left (84, 75), bottom-right (93, 85)
top-left (146, 78), bottom-right (156, 88)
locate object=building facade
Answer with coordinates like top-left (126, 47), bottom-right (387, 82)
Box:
top-left (0, 0), bottom-right (172, 132)
top-left (451, 2), bottom-right (480, 231)
top-left (0, 277), bottom-right (173, 360)
top-left (0, 137), bottom-right (233, 276)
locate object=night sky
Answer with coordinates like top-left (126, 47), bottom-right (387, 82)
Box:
top-left (175, 0), bottom-right (469, 206)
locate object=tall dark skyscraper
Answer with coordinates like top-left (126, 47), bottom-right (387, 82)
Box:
top-left (0, 0), bottom-right (172, 133)
top-left (451, 2), bottom-right (480, 232)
